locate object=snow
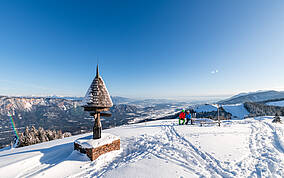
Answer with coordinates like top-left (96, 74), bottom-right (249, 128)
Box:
top-left (267, 100), bottom-right (284, 107)
top-left (222, 104), bottom-right (249, 119)
top-left (75, 133), bottom-right (119, 149)
top-left (177, 123), bottom-right (250, 162)
top-left (102, 155), bottom-right (198, 178)
top-left (194, 104), bottom-right (218, 112)
top-left (194, 103), bottom-right (249, 119)
top-left (0, 117), bottom-right (284, 177)
top-left (24, 101), bottom-right (32, 111)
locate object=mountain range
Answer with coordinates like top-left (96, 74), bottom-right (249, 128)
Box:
top-left (218, 90), bottom-right (284, 105)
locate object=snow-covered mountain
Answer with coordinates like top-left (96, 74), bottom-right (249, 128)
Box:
top-left (0, 117), bottom-right (283, 177)
top-left (267, 100), bottom-right (284, 107)
top-left (218, 90), bottom-right (284, 105)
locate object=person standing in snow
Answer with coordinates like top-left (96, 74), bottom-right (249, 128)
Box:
top-left (179, 109), bottom-right (186, 125)
top-left (185, 110), bottom-right (192, 125)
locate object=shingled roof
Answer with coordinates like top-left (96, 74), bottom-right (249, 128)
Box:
top-left (82, 65), bottom-right (113, 108)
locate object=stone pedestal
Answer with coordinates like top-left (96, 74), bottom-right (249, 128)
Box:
top-left (74, 133), bottom-right (120, 161)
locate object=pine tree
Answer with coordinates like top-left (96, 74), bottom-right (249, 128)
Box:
top-left (17, 126), bottom-right (71, 147)
top-left (272, 113), bottom-right (281, 123)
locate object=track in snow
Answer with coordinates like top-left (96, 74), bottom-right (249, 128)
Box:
top-left (2, 119), bottom-right (284, 178)
top-left (234, 121), bottom-right (284, 177)
top-left (78, 120), bottom-right (284, 178)
top-left (78, 124), bottom-right (238, 178)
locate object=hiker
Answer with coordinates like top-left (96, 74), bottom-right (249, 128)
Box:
top-left (179, 109), bottom-right (186, 125)
top-left (185, 110), bottom-right (192, 125)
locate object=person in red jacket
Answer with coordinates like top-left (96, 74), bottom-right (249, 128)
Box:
top-left (179, 109), bottom-right (186, 125)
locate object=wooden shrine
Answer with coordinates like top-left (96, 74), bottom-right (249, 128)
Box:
top-left (74, 65), bottom-right (120, 161)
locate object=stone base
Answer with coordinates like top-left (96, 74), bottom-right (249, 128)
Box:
top-left (74, 135), bottom-right (120, 161)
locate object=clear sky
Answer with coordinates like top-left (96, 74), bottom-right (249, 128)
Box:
top-left (0, 0), bottom-right (284, 99)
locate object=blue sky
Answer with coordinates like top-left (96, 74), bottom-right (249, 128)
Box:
top-left (0, 0), bottom-right (284, 99)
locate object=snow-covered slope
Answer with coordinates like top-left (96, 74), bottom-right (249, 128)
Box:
top-left (1, 117), bottom-right (284, 177)
top-left (194, 103), bottom-right (249, 119)
top-left (194, 104), bottom-right (218, 112)
top-left (218, 90), bottom-right (284, 105)
top-left (266, 100), bottom-right (284, 107)
top-left (222, 104), bottom-right (250, 119)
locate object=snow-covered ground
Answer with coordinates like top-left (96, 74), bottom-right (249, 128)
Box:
top-left (0, 117), bottom-right (284, 177)
top-left (194, 103), bottom-right (249, 119)
top-left (267, 100), bottom-right (284, 107)
top-left (194, 104), bottom-right (218, 112)
top-left (222, 104), bottom-right (250, 119)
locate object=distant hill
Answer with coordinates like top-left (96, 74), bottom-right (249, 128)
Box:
top-left (29, 95), bottom-right (135, 105)
top-left (258, 97), bottom-right (284, 107)
top-left (110, 96), bottom-right (135, 105)
top-left (265, 100), bottom-right (284, 107)
top-left (218, 90), bottom-right (284, 105)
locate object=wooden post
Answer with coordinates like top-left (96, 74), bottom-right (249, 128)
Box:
top-left (217, 104), bottom-right (220, 127)
top-left (93, 112), bottom-right (102, 139)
